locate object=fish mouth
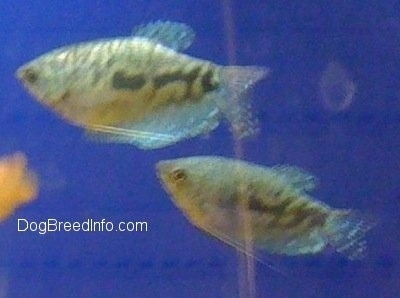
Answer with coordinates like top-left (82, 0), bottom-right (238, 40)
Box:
top-left (15, 66), bottom-right (27, 84)
top-left (156, 160), bottom-right (182, 185)
top-left (15, 66), bottom-right (35, 93)
top-left (16, 63), bottom-right (41, 87)
top-left (155, 161), bottom-right (177, 197)
top-left (155, 160), bottom-right (171, 181)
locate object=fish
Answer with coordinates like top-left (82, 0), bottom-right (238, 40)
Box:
top-left (0, 152), bottom-right (39, 222)
top-left (16, 21), bottom-right (269, 149)
top-left (156, 156), bottom-right (375, 260)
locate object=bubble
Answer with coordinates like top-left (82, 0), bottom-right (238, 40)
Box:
top-left (318, 61), bottom-right (357, 112)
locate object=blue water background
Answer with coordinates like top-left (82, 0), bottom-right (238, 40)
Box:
top-left (0, 1), bottom-right (399, 297)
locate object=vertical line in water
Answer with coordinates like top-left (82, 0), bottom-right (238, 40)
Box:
top-left (221, 1), bottom-right (257, 297)
top-left (0, 270), bottom-right (8, 298)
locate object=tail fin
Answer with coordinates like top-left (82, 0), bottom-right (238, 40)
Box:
top-left (324, 210), bottom-right (376, 260)
top-left (216, 66), bottom-right (270, 139)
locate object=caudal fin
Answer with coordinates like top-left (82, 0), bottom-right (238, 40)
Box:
top-left (324, 210), bottom-right (376, 260)
top-left (216, 66), bottom-right (270, 139)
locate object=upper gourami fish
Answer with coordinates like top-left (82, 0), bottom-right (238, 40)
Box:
top-left (16, 21), bottom-right (269, 149)
top-left (156, 156), bottom-right (375, 260)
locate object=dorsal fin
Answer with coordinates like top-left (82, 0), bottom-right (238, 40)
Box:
top-left (132, 20), bottom-right (195, 51)
top-left (271, 165), bottom-right (317, 192)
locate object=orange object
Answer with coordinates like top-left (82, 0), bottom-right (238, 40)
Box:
top-left (0, 152), bottom-right (38, 222)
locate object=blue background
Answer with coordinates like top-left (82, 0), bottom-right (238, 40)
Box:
top-left (0, 1), bottom-right (399, 297)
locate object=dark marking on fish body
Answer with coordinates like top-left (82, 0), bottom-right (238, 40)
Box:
top-left (248, 195), bottom-right (292, 216)
top-left (153, 71), bottom-right (183, 89)
top-left (248, 196), bottom-right (269, 213)
top-left (50, 90), bottom-right (71, 109)
top-left (60, 91), bottom-right (71, 102)
top-left (92, 70), bottom-right (103, 86)
top-left (184, 67), bottom-right (202, 98)
top-left (217, 192), bottom-right (238, 209)
top-left (152, 67), bottom-right (205, 100)
top-left (270, 198), bottom-right (293, 215)
top-left (282, 203), bottom-right (327, 229)
top-left (185, 67), bottom-right (201, 83)
top-left (112, 71), bottom-right (146, 91)
top-left (308, 212), bottom-right (328, 227)
top-left (201, 69), bottom-right (219, 93)
top-left (106, 57), bottom-right (115, 68)
top-left (283, 208), bottom-right (313, 228)
top-left (153, 67), bottom-right (201, 90)
top-left (271, 189), bottom-right (283, 199)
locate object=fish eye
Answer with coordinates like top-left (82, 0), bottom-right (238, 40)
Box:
top-left (22, 68), bottom-right (39, 84)
top-left (170, 168), bottom-right (187, 182)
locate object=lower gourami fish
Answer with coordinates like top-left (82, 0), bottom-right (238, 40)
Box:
top-left (156, 156), bottom-right (375, 260)
top-left (16, 21), bottom-right (268, 149)
top-left (0, 152), bottom-right (38, 222)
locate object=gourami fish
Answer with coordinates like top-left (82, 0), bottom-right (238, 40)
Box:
top-left (156, 156), bottom-right (375, 260)
top-left (16, 21), bottom-right (268, 149)
top-left (0, 152), bottom-right (38, 222)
